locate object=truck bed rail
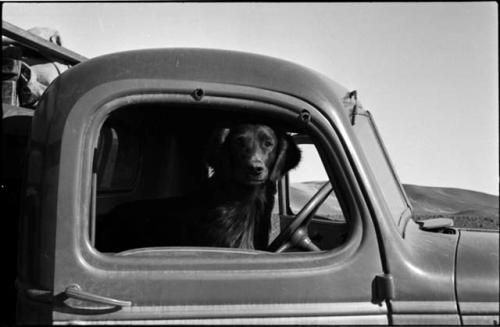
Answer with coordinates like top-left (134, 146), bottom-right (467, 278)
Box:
top-left (2, 20), bottom-right (87, 65)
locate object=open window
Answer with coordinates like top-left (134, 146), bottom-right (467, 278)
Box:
top-left (284, 139), bottom-right (348, 250)
top-left (91, 102), bottom-right (351, 255)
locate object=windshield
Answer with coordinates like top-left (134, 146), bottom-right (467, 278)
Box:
top-left (352, 111), bottom-right (411, 230)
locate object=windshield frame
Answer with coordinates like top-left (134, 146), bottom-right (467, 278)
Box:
top-left (353, 110), bottom-right (413, 235)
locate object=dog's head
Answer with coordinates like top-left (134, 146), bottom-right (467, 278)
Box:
top-left (206, 124), bottom-right (301, 185)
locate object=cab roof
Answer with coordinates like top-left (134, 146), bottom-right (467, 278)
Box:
top-left (41, 48), bottom-right (355, 122)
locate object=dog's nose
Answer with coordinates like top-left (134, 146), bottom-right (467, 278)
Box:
top-left (253, 166), bottom-right (264, 173)
top-left (248, 164), bottom-right (264, 175)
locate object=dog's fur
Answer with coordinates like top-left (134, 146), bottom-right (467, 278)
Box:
top-left (194, 124), bottom-right (301, 250)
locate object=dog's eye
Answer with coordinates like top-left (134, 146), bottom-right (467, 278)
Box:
top-left (236, 136), bottom-right (246, 145)
top-left (264, 140), bottom-right (274, 147)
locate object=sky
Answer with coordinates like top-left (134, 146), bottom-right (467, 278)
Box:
top-left (3, 2), bottom-right (498, 195)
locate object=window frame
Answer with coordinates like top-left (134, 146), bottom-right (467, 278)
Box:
top-left (285, 137), bottom-right (345, 220)
top-left (95, 117), bottom-right (145, 194)
top-left (64, 81), bottom-right (370, 272)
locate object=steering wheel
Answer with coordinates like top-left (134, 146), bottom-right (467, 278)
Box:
top-left (268, 181), bottom-right (333, 253)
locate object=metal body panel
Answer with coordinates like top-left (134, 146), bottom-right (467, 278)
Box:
top-left (456, 230), bottom-right (500, 322)
top-left (456, 231), bottom-right (500, 302)
top-left (391, 220), bottom-right (458, 301)
top-left (37, 48), bottom-right (351, 132)
top-left (386, 220), bottom-right (460, 323)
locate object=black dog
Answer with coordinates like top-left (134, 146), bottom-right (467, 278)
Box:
top-left (194, 124), bottom-right (301, 250)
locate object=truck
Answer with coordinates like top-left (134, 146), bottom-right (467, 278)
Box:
top-left (3, 21), bottom-right (499, 325)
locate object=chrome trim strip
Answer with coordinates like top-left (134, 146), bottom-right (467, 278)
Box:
top-left (392, 314), bottom-right (461, 325)
top-left (54, 302), bottom-right (387, 322)
top-left (462, 315), bottom-right (500, 325)
top-left (391, 301), bottom-right (458, 314)
top-left (55, 315), bottom-right (388, 325)
top-left (460, 302), bottom-right (500, 315)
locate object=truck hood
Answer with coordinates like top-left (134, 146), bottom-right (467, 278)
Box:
top-left (455, 229), bottom-right (499, 311)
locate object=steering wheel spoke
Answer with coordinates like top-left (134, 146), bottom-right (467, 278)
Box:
top-left (290, 228), bottom-right (321, 251)
top-left (269, 181), bottom-right (332, 253)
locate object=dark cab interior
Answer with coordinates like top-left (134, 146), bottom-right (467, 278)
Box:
top-left (88, 103), bottom-right (350, 253)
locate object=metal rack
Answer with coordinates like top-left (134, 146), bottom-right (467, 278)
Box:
top-left (2, 20), bottom-right (87, 65)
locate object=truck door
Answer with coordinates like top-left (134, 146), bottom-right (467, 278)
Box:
top-left (47, 93), bottom-right (391, 325)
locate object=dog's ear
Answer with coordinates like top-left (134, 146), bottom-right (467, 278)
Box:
top-left (269, 132), bottom-right (301, 182)
top-left (205, 127), bottom-right (231, 178)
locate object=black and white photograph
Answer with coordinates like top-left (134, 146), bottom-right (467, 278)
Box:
top-left (2, 2), bottom-right (498, 325)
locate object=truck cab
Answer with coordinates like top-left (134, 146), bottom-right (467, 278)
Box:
top-left (4, 23), bottom-right (498, 325)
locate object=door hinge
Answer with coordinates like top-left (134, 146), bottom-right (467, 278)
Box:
top-left (372, 273), bottom-right (395, 304)
top-left (349, 90), bottom-right (358, 125)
